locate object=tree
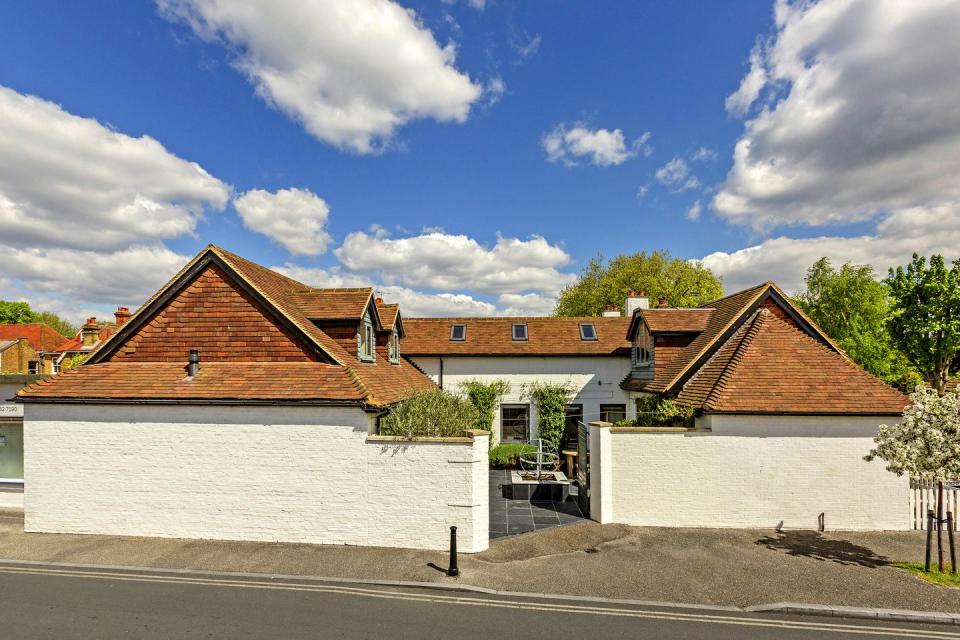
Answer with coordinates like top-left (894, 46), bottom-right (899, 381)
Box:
top-left (795, 258), bottom-right (918, 389)
top-left (459, 379), bottom-right (510, 439)
top-left (886, 254), bottom-right (960, 394)
top-left (866, 386), bottom-right (960, 571)
top-left (0, 301), bottom-right (35, 324)
top-left (553, 251), bottom-right (723, 316)
top-left (34, 311), bottom-right (77, 339)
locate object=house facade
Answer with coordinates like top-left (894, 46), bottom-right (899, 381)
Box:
top-left (40, 308), bottom-right (131, 374)
top-left (0, 323), bottom-right (69, 375)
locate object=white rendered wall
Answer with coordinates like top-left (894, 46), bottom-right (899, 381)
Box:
top-left (409, 356), bottom-right (634, 444)
top-left (24, 404), bottom-right (488, 552)
top-left (595, 416), bottom-right (908, 531)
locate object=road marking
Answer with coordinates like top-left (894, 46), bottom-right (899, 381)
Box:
top-left (0, 565), bottom-right (954, 638)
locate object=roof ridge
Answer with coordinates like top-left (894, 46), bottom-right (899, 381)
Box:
top-left (701, 309), bottom-right (770, 411)
top-left (699, 282), bottom-right (769, 308)
top-left (342, 364), bottom-right (374, 405)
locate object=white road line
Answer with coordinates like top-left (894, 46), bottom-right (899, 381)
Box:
top-left (0, 565), bottom-right (954, 639)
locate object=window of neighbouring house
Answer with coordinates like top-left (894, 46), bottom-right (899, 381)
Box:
top-left (564, 403), bottom-right (583, 447)
top-left (500, 404), bottom-right (530, 443)
top-left (450, 324), bottom-right (466, 341)
top-left (579, 323), bottom-right (597, 340)
top-left (512, 323), bottom-right (528, 341)
top-left (27, 361), bottom-right (39, 375)
top-left (600, 404), bottom-right (626, 424)
top-left (51, 360), bottom-right (60, 374)
top-left (388, 328), bottom-right (400, 364)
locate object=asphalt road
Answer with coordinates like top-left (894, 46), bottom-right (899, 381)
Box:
top-left (0, 562), bottom-right (954, 639)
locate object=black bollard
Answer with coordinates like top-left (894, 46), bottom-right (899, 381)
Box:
top-left (926, 510), bottom-right (934, 573)
top-left (448, 526), bottom-right (459, 577)
top-left (949, 512), bottom-right (957, 575)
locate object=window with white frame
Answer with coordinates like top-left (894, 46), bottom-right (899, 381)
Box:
top-left (388, 328), bottom-right (400, 364)
top-left (359, 317), bottom-right (374, 361)
top-left (500, 404), bottom-right (530, 443)
top-left (579, 323), bottom-right (597, 340)
top-left (512, 323), bottom-right (528, 341)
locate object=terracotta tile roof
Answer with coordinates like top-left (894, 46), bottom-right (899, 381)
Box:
top-left (402, 317), bottom-right (631, 356)
top-left (636, 308), bottom-right (714, 333)
top-left (290, 288), bottom-right (374, 321)
top-left (376, 302), bottom-right (400, 330)
top-left (48, 325), bottom-right (117, 354)
top-left (676, 309), bottom-right (908, 415)
top-left (0, 323), bottom-right (69, 352)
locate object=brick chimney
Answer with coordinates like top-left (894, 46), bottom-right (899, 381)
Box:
top-left (114, 306), bottom-right (131, 326)
top-left (656, 296), bottom-right (668, 308)
top-left (81, 317), bottom-right (99, 346)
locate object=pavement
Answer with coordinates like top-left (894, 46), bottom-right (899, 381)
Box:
top-left (0, 562), bottom-right (954, 639)
top-left (3, 508), bottom-right (960, 615)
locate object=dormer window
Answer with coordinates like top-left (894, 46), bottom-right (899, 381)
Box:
top-left (450, 324), bottom-right (466, 341)
top-left (512, 323), bottom-right (528, 341)
top-left (632, 326), bottom-right (653, 372)
top-left (359, 315), bottom-right (375, 362)
top-left (388, 328), bottom-right (400, 364)
top-left (579, 323), bottom-right (597, 341)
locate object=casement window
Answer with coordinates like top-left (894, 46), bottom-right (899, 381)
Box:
top-left (500, 404), bottom-right (530, 443)
top-left (359, 317), bottom-right (375, 361)
top-left (512, 323), bottom-right (528, 341)
top-left (633, 327), bottom-right (653, 368)
top-left (450, 324), bottom-right (466, 341)
top-left (388, 328), bottom-right (400, 364)
top-left (600, 404), bottom-right (627, 424)
top-left (579, 323), bottom-right (597, 341)
top-left (27, 361), bottom-right (39, 375)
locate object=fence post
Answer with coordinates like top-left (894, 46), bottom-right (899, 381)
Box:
top-left (949, 512), bottom-right (957, 575)
top-left (926, 510), bottom-right (934, 572)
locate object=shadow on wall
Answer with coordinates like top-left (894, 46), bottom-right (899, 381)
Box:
top-left (755, 531), bottom-right (890, 568)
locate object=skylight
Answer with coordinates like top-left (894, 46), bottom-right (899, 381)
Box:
top-left (450, 324), bottom-right (466, 341)
top-left (579, 323), bottom-right (597, 340)
top-left (512, 323), bottom-right (528, 341)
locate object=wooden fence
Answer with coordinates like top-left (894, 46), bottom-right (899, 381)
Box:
top-left (910, 478), bottom-right (960, 530)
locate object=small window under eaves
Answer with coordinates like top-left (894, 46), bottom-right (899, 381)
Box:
top-left (512, 323), bottom-right (528, 341)
top-left (450, 324), bottom-right (466, 341)
top-left (579, 323), bottom-right (597, 341)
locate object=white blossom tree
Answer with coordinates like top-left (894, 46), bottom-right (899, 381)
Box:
top-left (866, 386), bottom-right (960, 571)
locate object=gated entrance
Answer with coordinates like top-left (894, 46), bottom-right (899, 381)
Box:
top-left (577, 421), bottom-right (590, 517)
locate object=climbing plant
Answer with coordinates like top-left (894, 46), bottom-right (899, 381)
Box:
top-left (459, 378), bottom-right (511, 437)
top-left (523, 381), bottom-right (575, 452)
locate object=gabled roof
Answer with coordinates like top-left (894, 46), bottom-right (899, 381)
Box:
top-left (627, 308), bottom-right (714, 337)
top-left (290, 288), bottom-right (375, 322)
top-left (47, 325), bottom-right (117, 355)
top-left (376, 302), bottom-right (400, 330)
top-left (19, 245), bottom-right (434, 408)
top-left (0, 323), bottom-right (69, 352)
top-left (676, 308), bottom-right (907, 415)
top-left (402, 317), bottom-right (631, 356)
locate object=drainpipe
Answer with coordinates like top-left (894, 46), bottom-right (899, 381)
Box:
top-left (438, 357), bottom-right (444, 389)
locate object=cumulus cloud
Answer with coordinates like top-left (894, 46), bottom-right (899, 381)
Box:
top-left (0, 85), bottom-right (230, 251)
top-left (234, 188), bottom-right (333, 256)
top-left (334, 230), bottom-right (576, 295)
top-left (542, 124), bottom-right (651, 167)
top-left (686, 201), bottom-right (702, 221)
top-left (713, 0), bottom-right (960, 230)
top-left (691, 146), bottom-right (718, 161)
top-left (655, 158), bottom-right (700, 192)
top-left (724, 43), bottom-right (767, 117)
top-left (158, 0), bottom-right (483, 154)
top-left (496, 292), bottom-right (557, 316)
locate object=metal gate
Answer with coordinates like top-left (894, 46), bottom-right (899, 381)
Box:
top-left (577, 421), bottom-right (590, 517)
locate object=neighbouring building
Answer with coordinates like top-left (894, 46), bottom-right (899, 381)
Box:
top-left (40, 308), bottom-right (131, 374)
top-left (0, 323), bottom-right (69, 375)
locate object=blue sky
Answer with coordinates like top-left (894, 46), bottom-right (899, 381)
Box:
top-left (1, 1), bottom-right (957, 323)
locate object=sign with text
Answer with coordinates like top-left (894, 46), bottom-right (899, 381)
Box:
top-left (0, 403), bottom-right (24, 418)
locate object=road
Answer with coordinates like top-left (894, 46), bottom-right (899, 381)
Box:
top-left (0, 562), bottom-right (954, 639)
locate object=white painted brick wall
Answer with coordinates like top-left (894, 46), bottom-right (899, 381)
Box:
top-left (596, 418), bottom-right (909, 531)
top-left (24, 404), bottom-right (488, 552)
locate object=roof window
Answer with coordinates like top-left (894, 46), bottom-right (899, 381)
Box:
top-left (512, 323), bottom-right (528, 341)
top-left (450, 324), bottom-right (466, 341)
top-left (579, 323), bottom-right (597, 341)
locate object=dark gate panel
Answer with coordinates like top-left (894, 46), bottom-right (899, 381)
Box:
top-left (577, 421), bottom-right (589, 517)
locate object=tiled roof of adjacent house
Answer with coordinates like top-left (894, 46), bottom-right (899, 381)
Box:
top-left (0, 323), bottom-right (70, 352)
top-left (376, 302), bottom-right (400, 330)
top-left (290, 288), bottom-right (374, 321)
top-left (18, 245), bottom-right (435, 408)
top-left (676, 308), bottom-right (908, 415)
top-left (47, 325), bottom-right (118, 354)
top-left (631, 308), bottom-right (715, 335)
top-left (402, 317), bottom-right (631, 356)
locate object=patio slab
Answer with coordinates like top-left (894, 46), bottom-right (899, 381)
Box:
top-left (488, 469), bottom-right (585, 539)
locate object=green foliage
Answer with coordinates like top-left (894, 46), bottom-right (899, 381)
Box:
top-left (523, 381), bottom-right (574, 451)
top-left (885, 254), bottom-right (960, 393)
top-left (0, 300), bottom-right (77, 337)
top-left (459, 378), bottom-right (511, 436)
top-left (379, 388), bottom-right (476, 439)
top-left (553, 251), bottom-right (723, 316)
top-left (629, 395), bottom-right (695, 428)
top-left (894, 562), bottom-right (960, 587)
top-left (489, 443), bottom-right (534, 469)
top-left (61, 353), bottom-right (88, 371)
top-left (795, 257), bottom-right (919, 389)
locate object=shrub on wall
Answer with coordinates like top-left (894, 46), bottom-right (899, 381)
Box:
top-left (459, 378), bottom-right (511, 437)
top-left (380, 388), bottom-right (476, 439)
top-left (523, 381), bottom-right (575, 452)
top-left (631, 395), bottom-right (695, 428)
top-left (489, 443), bottom-right (533, 469)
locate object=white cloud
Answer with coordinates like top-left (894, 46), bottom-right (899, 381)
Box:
top-left (158, 0), bottom-right (484, 154)
top-left (655, 158), bottom-right (700, 192)
top-left (272, 264), bottom-right (371, 289)
top-left (686, 200), bottom-right (702, 221)
top-left (334, 230), bottom-right (576, 295)
top-left (511, 32), bottom-right (542, 60)
top-left (0, 85), bottom-right (230, 251)
top-left (691, 146), bottom-right (718, 161)
top-left (542, 123), bottom-right (650, 167)
top-left (234, 188), bottom-right (332, 256)
top-left (724, 43), bottom-right (767, 117)
top-left (484, 76), bottom-right (507, 108)
top-left (496, 292), bottom-right (556, 316)
top-left (714, 0), bottom-right (960, 230)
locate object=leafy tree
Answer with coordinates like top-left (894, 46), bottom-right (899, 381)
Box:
top-left (553, 251), bottom-right (723, 316)
top-left (886, 254), bottom-right (960, 394)
top-left (0, 301), bottom-right (35, 324)
top-left (34, 312), bottom-right (77, 339)
top-left (866, 387), bottom-right (960, 571)
top-left (795, 258), bottom-right (918, 389)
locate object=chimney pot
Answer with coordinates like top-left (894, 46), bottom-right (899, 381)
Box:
top-left (187, 349), bottom-right (200, 378)
top-left (114, 306), bottom-right (131, 326)
top-left (375, 297), bottom-right (384, 304)
top-left (657, 296), bottom-right (668, 308)
top-left (624, 290), bottom-right (650, 316)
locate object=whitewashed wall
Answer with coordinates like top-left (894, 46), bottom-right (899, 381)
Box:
top-left (592, 416), bottom-right (909, 531)
top-left (410, 356), bottom-right (634, 444)
top-left (24, 404), bottom-right (488, 552)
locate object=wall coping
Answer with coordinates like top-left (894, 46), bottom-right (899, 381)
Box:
top-left (366, 434), bottom-right (475, 444)
top-left (609, 426), bottom-right (695, 434)
top-left (588, 421), bottom-right (613, 428)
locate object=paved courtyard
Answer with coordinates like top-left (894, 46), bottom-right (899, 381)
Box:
top-left (488, 469), bottom-right (585, 539)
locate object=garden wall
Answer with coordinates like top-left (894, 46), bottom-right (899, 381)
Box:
top-left (24, 404), bottom-right (489, 552)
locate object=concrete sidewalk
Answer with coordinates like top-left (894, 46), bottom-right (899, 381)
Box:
top-left (2, 509), bottom-right (958, 613)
